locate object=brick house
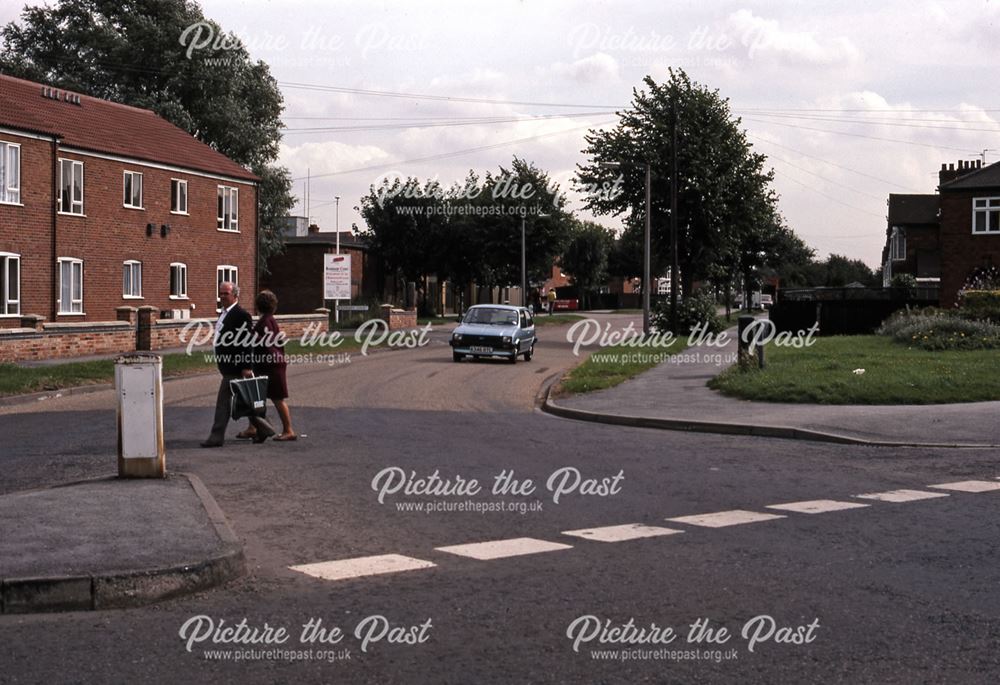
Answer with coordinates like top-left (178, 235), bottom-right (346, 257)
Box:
top-left (881, 159), bottom-right (1000, 306)
top-left (0, 74), bottom-right (259, 329)
top-left (262, 226), bottom-right (373, 314)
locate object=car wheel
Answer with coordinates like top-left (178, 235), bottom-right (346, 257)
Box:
top-left (453, 352), bottom-right (462, 362)
top-left (508, 347), bottom-right (518, 364)
top-left (524, 345), bottom-right (533, 361)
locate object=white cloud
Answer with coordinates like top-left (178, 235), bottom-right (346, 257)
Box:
top-left (727, 9), bottom-right (861, 65)
top-left (548, 52), bottom-right (622, 84)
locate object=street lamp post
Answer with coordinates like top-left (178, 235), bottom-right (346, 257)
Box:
top-left (601, 162), bottom-right (651, 334)
top-left (334, 195), bottom-right (341, 325)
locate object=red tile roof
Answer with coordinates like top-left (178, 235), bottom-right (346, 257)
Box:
top-left (0, 74), bottom-right (257, 182)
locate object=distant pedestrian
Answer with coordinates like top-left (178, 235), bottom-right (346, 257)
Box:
top-left (547, 288), bottom-right (557, 315)
top-left (201, 282), bottom-right (276, 447)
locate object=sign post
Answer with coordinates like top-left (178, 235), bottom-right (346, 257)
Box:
top-left (324, 253), bottom-right (352, 317)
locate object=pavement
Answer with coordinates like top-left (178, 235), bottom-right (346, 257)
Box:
top-left (0, 472), bottom-right (244, 614)
top-left (547, 320), bottom-right (1000, 448)
top-left (3, 310), bottom-right (997, 619)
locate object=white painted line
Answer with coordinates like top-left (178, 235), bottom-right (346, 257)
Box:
top-left (854, 489), bottom-right (950, 503)
top-left (928, 480), bottom-right (1000, 493)
top-left (562, 524), bottom-right (684, 543)
top-left (766, 499), bottom-right (870, 514)
top-left (435, 537), bottom-right (572, 560)
top-left (667, 509), bottom-right (785, 528)
top-left (289, 554), bottom-right (436, 581)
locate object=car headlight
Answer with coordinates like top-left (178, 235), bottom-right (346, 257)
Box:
top-left (453, 333), bottom-right (462, 342)
top-left (502, 336), bottom-right (511, 344)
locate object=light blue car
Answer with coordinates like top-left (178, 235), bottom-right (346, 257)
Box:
top-left (450, 304), bottom-right (537, 363)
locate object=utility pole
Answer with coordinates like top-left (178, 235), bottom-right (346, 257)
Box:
top-left (669, 94), bottom-right (679, 334)
top-left (334, 195), bottom-right (341, 325)
top-left (643, 164), bottom-right (651, 335)
top-left (521, 215), bottom-right (527, 308)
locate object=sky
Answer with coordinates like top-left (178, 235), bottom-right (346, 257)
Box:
top-left (5, 0), bottom-right (999, 268)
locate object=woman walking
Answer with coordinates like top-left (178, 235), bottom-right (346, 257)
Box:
top-left (238, 290), bottom-right (297, 441)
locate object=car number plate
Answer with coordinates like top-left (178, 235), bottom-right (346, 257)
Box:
top-left (470, 346), bottom-right (493, 353)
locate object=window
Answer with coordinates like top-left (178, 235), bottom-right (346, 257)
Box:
top-left (0, 142), bottom-right (20, 204)
top-left (0, 253), bottom-right (19, 315)
top-left (123, 170), bottom-right (143, 209)
top-left (973, 197), bottom-right (1000, 234)
top-left (889, 227), bottom-right (906, 261)
top-left (216, 265), bottom-right (238, 311)
top-left (217, 186), bottom-right (239, 231)
top-left (58, 258), bottom-right (83, 314)
top-left (123, 260), bottom-right (142, 298)
top-left (171, 179), bottom-right (188, 214)
top-left (170, 262), bottom-right (188, 299)
top-left (58, 159), bottom-right (84, 215)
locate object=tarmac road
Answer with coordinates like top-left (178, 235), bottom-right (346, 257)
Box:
top-left (2, 314), bottom-right (1000, 684)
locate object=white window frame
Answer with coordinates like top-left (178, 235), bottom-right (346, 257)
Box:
top-left (57, 257), bottom-right (84, 315)
top-left (889, 226), bottom-right (906, 261)
top-left (0, 252), bottom-right (20, 316)
top-left (0, 141), bottom-right (21, 205)
top-left (169, 262), bottom-right (188, 299)
top-left (123, 170), bottom-right (143, 209)
top-left (58, 158), bottom-right (84, 215)
top-left (122, 260), bottom-right (143, 299)
top-left (171, 178), bottom-right (188, 215)
top-left (972, 197), bottom-right (1000, 235)
top-left (216, 265), bottom-right (238, 311)
top-left (217, 186), bottom-right (239, 232)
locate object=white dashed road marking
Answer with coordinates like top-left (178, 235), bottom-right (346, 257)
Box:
top-left (667, 510), bottom-right (785, 528)
top-left (855, 489), bottom-right (950, 503)
top-left (928, 480), bottom-right (1000, 493)
top-left (766, 499), bottom-right (870, 514)
top-left (289, 554), bottom-right (436, 581)
top-left (562, 524), bottom-right (684, 543)
top-left (435, 537), bottom-right (573, 560)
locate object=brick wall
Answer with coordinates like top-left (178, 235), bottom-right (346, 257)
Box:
top-left (0, 312), bottom-right (327, 363)
top-left (262, 243), bottom-right (368, 314)
top-left (0, 131), bottom-right (56, 330)
top-left (940, 191), bottom-right (1000, 306)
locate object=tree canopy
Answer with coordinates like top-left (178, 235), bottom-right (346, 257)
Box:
top-left (576, 68), bottom-right (791, 299)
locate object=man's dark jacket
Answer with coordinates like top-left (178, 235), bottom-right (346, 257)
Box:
top-left (214, 304), bottom-right (254, 375)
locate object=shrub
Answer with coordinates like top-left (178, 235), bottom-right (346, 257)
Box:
top-left (890, 273), bottom-right (917, 288)
top-left (958, 290), bottom-right (1000, 323)
top-left (879, 309), bottom-right (1000, 350)
top-left (652, 290), bottom-right (724, 334)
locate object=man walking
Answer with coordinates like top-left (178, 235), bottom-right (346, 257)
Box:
top-left (201, 282), bottom-right (276, 447)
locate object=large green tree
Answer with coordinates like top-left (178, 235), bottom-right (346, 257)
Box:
top-left (560, 221), bottom-right (614, 309)
top-left (576, 69), bottom-right (783, 298)
top-left (0, 0), bottom-right (292, 269)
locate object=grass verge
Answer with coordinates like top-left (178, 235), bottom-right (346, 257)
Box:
top-left (558, 339), bottom-right (687, 395)
top-left (534, 314), bottom-right (587, 327)
top-left (709, 335), bottom-right (1000, 404)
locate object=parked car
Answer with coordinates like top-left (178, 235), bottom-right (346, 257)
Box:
top-left (761, 294), bottom-right (774, 309)
top-left (450, 304), bottom-right (537, 363)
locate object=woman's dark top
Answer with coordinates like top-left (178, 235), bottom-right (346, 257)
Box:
top-left (252, 313), bottom-right (288, 401)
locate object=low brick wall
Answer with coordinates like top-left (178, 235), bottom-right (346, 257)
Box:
top-left (0, 321), bottom-right (136, 363)
top-left (0, 311), bottom-right (329, 363)
top-left (379, 305), bottom-right (418, 330)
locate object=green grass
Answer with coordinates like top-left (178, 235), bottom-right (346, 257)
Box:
top-left (559, 339), bottom-right (687, 394)
top-left (709, 335), bottom-right (1000, 404)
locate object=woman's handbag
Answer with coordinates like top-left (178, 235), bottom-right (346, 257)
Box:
top-left (230, 375), bottom-right (269, 420)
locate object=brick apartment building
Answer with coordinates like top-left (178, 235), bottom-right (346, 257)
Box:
top-left (882, 158), bottom-right (1000, 305)
top-left (0, 74), bottom-right (259, 329)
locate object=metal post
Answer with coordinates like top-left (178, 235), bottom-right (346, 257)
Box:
top-left (334, 195), bottom-right (340, 325)
top-left (643, 164), bottom-right (651, 335)
top-left (521, 215), bottom-right (527, 308)
top-left (670, 96), bottom-right (679, 334)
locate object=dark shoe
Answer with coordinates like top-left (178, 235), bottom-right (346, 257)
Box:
top-left (200, 440), bottom-right (223, 448)
top-left (252, 428), bottom-right (276, 444)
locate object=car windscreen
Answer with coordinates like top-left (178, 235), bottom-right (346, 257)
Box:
top-left (463, 308), bottom-right (518, 325)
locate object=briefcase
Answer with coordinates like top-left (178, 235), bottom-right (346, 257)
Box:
top-left (230, 375), bottom-right (268, 420)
